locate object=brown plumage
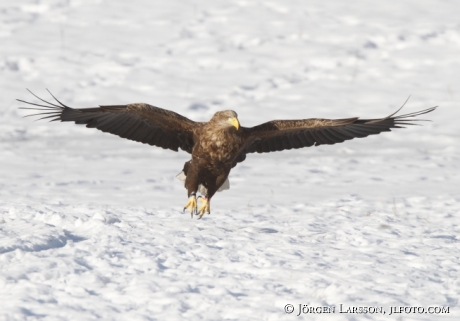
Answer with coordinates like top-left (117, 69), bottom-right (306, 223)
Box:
top-left (19, 90), bottom-right (437, 219)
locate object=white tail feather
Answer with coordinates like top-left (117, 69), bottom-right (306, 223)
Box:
top-left (176, 171), bottom-right (186, 183)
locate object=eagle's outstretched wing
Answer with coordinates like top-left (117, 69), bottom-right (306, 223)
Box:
top-left (18, 90), bottom-right (199, 153)
top-left (239, 105), bottom-right (437, 155)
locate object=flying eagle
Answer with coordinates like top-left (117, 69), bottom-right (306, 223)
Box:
top-left (19, 90), bottom-right (436, 219)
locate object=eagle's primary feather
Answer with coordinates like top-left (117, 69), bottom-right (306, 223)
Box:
top-left (19, 90), bottom-right (437, 219)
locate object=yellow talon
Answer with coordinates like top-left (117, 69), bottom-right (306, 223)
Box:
top-left (183, 194), bottom-right (197, 217)
top-left (197, 197), bottom-right (211, 219)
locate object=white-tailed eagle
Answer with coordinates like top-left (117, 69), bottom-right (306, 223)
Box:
top-left (19, 90), bottom-right (436, 219)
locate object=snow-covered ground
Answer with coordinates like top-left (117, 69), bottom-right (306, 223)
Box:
top-left (1, 0), bottom-right (459, 320)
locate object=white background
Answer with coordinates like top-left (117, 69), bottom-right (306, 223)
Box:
top-left (1, 1), bottom-right (459, 320)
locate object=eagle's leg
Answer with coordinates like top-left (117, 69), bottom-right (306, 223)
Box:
top-left (183, 192), bottom-right (198, 217)
top-left (183, 161), bottom-right (201, 218)
top-left (196, 196), bottom-right (211, 219)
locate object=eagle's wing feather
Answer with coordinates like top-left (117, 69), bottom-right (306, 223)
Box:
top-left (18, 90), bottom-right (198, 153)
top-left (240, 106), bottom-right (437, 155)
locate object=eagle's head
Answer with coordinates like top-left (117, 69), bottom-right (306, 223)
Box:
top-left (211, 110), bottom-right (240, 130)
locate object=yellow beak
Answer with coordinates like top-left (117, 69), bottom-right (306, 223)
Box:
top-left (227, 117), bottom-right (240, 130)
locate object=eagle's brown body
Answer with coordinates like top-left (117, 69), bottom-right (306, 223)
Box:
top-left (19, 90), bottom-right (436, 219)
top-left (185, 112), bottom-right (244, 200)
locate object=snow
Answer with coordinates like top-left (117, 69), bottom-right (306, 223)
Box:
top-left (1, 0), bottom-right (459, 320)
